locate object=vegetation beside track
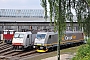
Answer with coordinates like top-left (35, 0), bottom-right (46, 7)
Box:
top-left (60, 46), bottom-right (79, 55)
top-left (72, 39), bottom-right (90, 60)
top-left (27, 46), bottom-right (80, 60)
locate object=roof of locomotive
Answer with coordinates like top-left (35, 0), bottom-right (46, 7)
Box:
top-left (15, 31), bottom-right (32, 34)
top-left (3, 29), bottom-right (15, 31)
top-left (35, 31), bottom-right (83, 35)
top-left (37, 31), bottom-right (57, 35)
top-left (65, 31), bottom-right (83, 33)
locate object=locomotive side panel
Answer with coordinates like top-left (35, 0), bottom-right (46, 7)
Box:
top-left (71, 33), bottom-right (84, 43)
top-left (31, 34), bottom-right (36, 45)
top-left (61, 32), bottom-right (84, 45)
top-left (46, 34), bottom-right (58, 46)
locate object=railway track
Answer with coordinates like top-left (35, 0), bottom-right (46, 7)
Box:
top-left (16, 50), bottom-right (36, 57)
top-left (0, 41), bottom-right (43, 59)
top-left (0, 43), bottom-right (37, 60)
top-left (0, 50), bottom-right (37, 60)
top-left (0, 42), bottom-right (84, 60)
top-left (0, 40), bottom-right (3, 44)
top-left (0, 44), bottom-right (11, 49)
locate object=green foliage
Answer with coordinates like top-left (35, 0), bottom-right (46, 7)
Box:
top-left (40, 0), bottom-right (47, 20)
top-left (83, 16), bottom-right (90, 36)
top-left (72, 45), bottom-right (90, 60)
top-left (86, 38), bottom-right (90, 46)
top-left (72, 38), bottom-right (90, 60)
top-left (40, 0), bottom-right (90, 60)
top-left (87, 0), bottom-right (90, 6)
top-left (83, 0), bottom-right (90, 36)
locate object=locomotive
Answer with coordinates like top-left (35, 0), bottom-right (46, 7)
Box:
top-left (12, 31), bottom-right (36, 51)
top-left (33, 31), bottom-right (85, 52)
top-left (3, 30), bottom-right (15, 43)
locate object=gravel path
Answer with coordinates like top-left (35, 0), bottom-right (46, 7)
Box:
top-left (42, 54), bottom-right (74, 60)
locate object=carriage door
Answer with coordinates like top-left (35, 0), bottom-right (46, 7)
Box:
top-left (48, 35), bottom-right (52, 44)
top-left (26, 34), bottom-right (30, 47)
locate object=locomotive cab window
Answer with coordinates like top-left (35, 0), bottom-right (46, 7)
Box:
top-left (10, 31), bottom-right (13, 34)
top-left (14, 33), bottom-right (19, 38)
top-left (4, 31), bottom-right (7, 34)
top-left (27, 35), bottom-right (29, 38)
top-left (49, 35), bottom-right (51, 39)
top-left (19, 34), bottom-right (24, 38)
top-left (36, 34), bottom-right (46, 39)
top-left (14, 33), bottom-right (24, 38)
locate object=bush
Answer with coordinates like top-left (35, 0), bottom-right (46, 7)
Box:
top-left (72, 38), bottom-right (90, 60)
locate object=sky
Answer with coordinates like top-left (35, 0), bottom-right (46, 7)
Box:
top-left (0, 0), bottom-right (76, 15)
top-left (0, 0), bottom-right (43, 9)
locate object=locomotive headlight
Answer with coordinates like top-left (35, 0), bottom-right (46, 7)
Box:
top-left (33, 46), bottom-right (36, 48)
top-left (20, 43), bottom-right (23, 45)
top-left (40, 46), bottom-right (43, 49)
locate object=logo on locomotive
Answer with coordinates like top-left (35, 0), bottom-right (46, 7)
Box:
top-left (63, 35), bottom-right (76, 40)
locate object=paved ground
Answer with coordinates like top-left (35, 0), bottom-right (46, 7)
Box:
top-left (42, 54), bottom-right (74, 60)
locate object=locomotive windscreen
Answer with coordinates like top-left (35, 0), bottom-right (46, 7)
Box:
top-left (36, 34), bottom-right (46, 39)
top-left (14, 33), bottom-right (24, 38)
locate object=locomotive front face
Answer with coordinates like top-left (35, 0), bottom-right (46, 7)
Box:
top-left (34, 34), bottom-right (46, 46)
top-left (12, 33), bottom-right (24, 46)
top-left (3, 30), bottom-right (15, 43)
top-left (34, 33), bottom-right (48, 52)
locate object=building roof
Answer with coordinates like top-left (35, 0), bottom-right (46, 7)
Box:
top-left (0, 9), bottom-right (77, 23)
top-left (0, 9), bottom-right (44, 18)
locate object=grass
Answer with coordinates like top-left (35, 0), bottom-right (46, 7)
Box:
top-left (60, 46), bottom-right (79, 55)
top-left (27, 46), bottom-right (80, 60)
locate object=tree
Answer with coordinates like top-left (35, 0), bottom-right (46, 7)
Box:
top-left (40, 0), bottom-right (89, 60)
top-left (87, 0), bottom-right (90, 5)
top-left (72, 1), bottom-right (90, 60)
top-left (82, 0), bottom-right (90, 37)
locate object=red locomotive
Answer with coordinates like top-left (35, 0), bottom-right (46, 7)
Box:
top-left (3, 30), bottom-right (15, 43)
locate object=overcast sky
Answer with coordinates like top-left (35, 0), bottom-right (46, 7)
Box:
top-left (0, 0), bottom-right (43, 9)
top-left (0, 0), bottom-right (76, 15)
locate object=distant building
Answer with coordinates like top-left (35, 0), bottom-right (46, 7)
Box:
top-left (0, 9), bottom-right (81, 32)
top-left (0, 9), bottom-right (44, 18)
top-left (0, 9), bottom-right (54, 32)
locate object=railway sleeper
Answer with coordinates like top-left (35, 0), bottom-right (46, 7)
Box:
top-left (0, 47), bottom-right (12, 53)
